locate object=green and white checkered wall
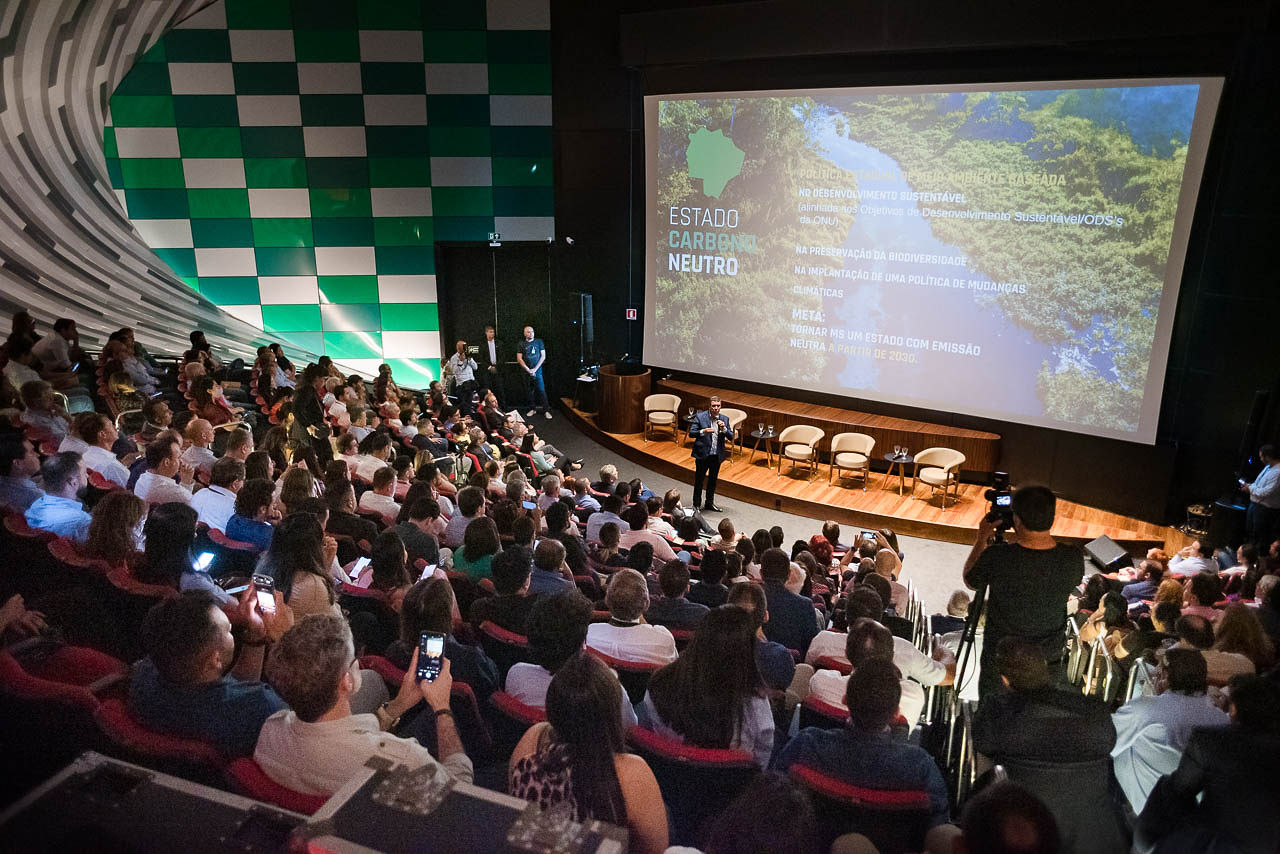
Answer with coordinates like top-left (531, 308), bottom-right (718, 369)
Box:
top-left (101, 0), bottom-right (553, 383)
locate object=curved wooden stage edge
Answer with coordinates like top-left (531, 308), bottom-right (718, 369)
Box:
top-left (560, 395), bottom-right (1181, 553)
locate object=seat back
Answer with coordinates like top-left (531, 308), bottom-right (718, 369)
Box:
top-left (226, 758), bottom-right (329, 814)
top-left (799, 694), bottom-right (850, 729)
top-left (627, 726), bottom-right (759, 845)
top-left (812, 655), bottom-right (852, 675)
top-left (998, 756), bottom-right (1126, 854)
top-left (719, 407), bottom-right (747, 429)
top-left (584, 647), bottom-right (662, 705)
top-left (778, 424), bottom-right (824, 447)
top-left (914, 447), bottom-right (965, 471)
top-left (788, 762), bottom-right (932, 854)
top-left (478, 620), bottom-right (531, 680)
top-left (94, 697), bottom-right (226, 781)
top-left (831, 432), bottom-right (875, 456)
top-left (643, 393), bottom-right (681, 414)
top-left (488, 690), bottom-right (547, 757)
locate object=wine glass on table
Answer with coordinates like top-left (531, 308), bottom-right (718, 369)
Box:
top-left (894, 445), bottom-right (902, 458)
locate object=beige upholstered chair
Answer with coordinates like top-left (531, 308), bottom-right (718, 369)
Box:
top-left (913, 447), bottom-right (966, 508)
top-left (828, 432), bottom-right (875, 489)
top-left (776, 425), bottom-right (825, 480)
top-left (719, 407), bottom-right (747, 457)
top-left (642, 393), bottom-right (681, 443)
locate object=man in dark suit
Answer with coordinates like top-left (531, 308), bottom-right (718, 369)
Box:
top-left (476, 324), bottom-right (504, 407)
top-left (688, 395), bottom-right (732, 512)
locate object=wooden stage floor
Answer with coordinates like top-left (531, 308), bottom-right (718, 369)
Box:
top-left (561, 400), bottom-right (1177, 552)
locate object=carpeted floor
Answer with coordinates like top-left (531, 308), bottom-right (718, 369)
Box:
top-left (529, 408), bottom-right (972, 616)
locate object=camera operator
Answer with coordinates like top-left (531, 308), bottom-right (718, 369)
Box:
top-left (962, 484), bottom-right (1083, 702)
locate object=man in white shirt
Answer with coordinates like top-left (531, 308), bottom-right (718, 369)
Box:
top-left (80, 413), bottom-right (130, 488)
top-left (222, 426), bottom-right (254, 462)
top-left (442, 486), bottom-right (485, 549)
top-left (585, 569), bottom-right (678, 666)
top-left (57, 412), bottom-right (91, 456)
top-left (181, 419), bottom-right (217, 478)
top-left (1111, 647), bottom-right (1228, 813)
top-left (134, 435), bottom-right (195, 505)
top-left (255, 613), bottom-right (472, 795)
top-left (2, 340), bottom-right (43, 392)
top-left (1241, 443), bottom-right (1280, 547)
top-left (645, 496), bottom-right (678, 539)
top-left (807, 618), bottom-right (927, 726)
top-left (446, 340), bottom-right (478, 412)
top-left (1169, 540), bottom-right (1219, 577)
top-left (357, 466), bottom-right (401, 523)
top-left (32, 318), bottom-right (80, 373)
top-left (618, 504), bottom-right (677, 562)
top-left (191, 457), bottom-right (244, 532)
top-left (535, 474), bottom-right (565, 512)
top-left (24, 452), bottom-right (91, 543)
top-left (354, 433), bottom-right (393, 483)
top-left (806, 587), bottom-right (956, 691)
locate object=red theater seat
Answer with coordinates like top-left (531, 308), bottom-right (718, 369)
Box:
top-left (788, 762), bottom-right (932, 854)
top-left (226, 758), bottom-right (328, 815)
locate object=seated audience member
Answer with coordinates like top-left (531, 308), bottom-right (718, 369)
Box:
top-left (774, 658), bottom-right (951, 832)
top-left (1213, 602), bottom-right (1275, 672)
top-left (735, 538), bottom-right (758, 581)
top-left (256, 614), bottom-right (472, 795)
top-left (1111, 647), bottom-right (1228, 813)
top-left (134, 434), bottom-right (195, 505)
top-left (225, 477), bottom-right (276, 551)
top-left (873, 546), bottom-right (909, 611)
top-left (324, 480), bottom-right (379, 543)
top-left (385, 578), bottom-right (499, 706)
top-left (809, 586), bottom-right (955, 689)
top-left (700, 773), bottom-right (819, 854)
top-left (971, 638), bottom-right (1123, 854)
top-left (222, 426), bottom-right (254, 462)
top-left (354, 432), bottom-right (393, 483)
top-left (18, 380), bottom-right (71, 442)
top-left (725, 581), bottom-right (796, 693)
top-left (586, 569), bottom-right (677, 665)
top-left (85, 490), bottom-right (146, 566)
top-left (709, 517), bottom-right (739, 551)
top-left (930, 589), bottom-right (971, 635)
top-left (510, 653), bottom-right (667, 854)
top-left (758, 547), bottom-right (819, 657)
top-left (469, 547), bottom-right (538, 633)
top-left (25, 451), bottom-right (90, 542)
top-left (134, 502), bottom-right (220, 602)
top-left (1122, 559), bottom-right (1166, 604)
top-left (1117, 600), bottom-right (1182, 662)
top-left (617, 504), bottom-right (677, 562)
top-left (1169, 539), bottom-right (1218, 576)
top-left (443, 486), bottom-right (485, 549)
top-left (953, 781), bottom-right (1062, 854)
top-left (191, 457), bottom-right (243, 533)
top-left (688, 549), bottom-right (730, 608)
top-left (181, 419), bottom-right (217, 477)
top-left (545, 501), bottom-right (590, 572)
top-left (128, 589), bottom-right (288, 756)
top-left (507, 592), bottom-right (638, 727)
top-left (394, 498), bottom-right (442, 567)
top-left (511, 513), bottom-right (537, 553)
top-left (1137, 675), bottom-right (1280, 854)
top-left (260, 513), bottom-right (340, 619)
top-left (363, 529), bottom-right (413, 604)
top-left (452, 516), bottom-right (501, 582)
top-left (1078, 591), bottom-right (1134, 653)
top-left (137, 398), bottom-right (173, 445)
top-left (643, 495), bottom-right (676, 539)
top-left (644, 560), bottom-right (710, 629)
top-left (1180, 571), bottom-right (1223, 622)
top-left (573, 477), bottom-right (600, 513)
top-left (588, 521), bottom-right (629, 568)
top-left (585, 494), bottom-right (627, 544)
top-left (0, 433), bottom-right (43, 512)
top-left (807, 617), bottom-right (927, 725)
top-left (277, 466), bottom-right (317, 517)
top-left (357, 466), bottom-right (401, 522)
top-left (1175, 613), bottom-right (1253, 684)
top-left (639, 606), bottom-right (774, 768)
top-left (861, 572), bottom-right (914, 640)
top-left (528, 537), bottom-right (576, 596)
top-left (79, 413), bottom-right (130, 487)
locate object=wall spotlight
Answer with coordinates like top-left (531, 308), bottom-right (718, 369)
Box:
top-left (565, 236), bottom-right (575, 245)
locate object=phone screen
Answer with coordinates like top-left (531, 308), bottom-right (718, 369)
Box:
top-left (418, 563), bottom-right (438, 581)
top-left (417, 632), bottom-right (445, 682)
top-left (252, 573), bottom-right (276, 613)
top-left (352, 556), bottom-right (371, 575)
top-left (192, 552), bottom-right (214, 571)
top-left (861, 531), bottom-right (877, 540)
top-left (521, 500), bottom-right (536, 510)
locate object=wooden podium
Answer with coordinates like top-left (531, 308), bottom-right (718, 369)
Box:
top-left (597, 363), bottom-right (650, 434)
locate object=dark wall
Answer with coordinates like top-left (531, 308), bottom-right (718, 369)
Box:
top-left (551, 0), bottom-right (1280, 524)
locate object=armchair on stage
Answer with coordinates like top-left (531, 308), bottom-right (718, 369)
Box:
top-left (914, 447), bottom-right (966, 508)
top-left (829, 432), bottom-right (875, 489)
top-left (719, 407), bottom-right (747, 457)
top-left (643, 393), bottom-right (681, 443)
top-left (777, 425), bottom-right (825, 480)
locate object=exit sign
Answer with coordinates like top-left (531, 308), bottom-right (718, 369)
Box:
top-left (487, 232), bottom-right (502, 240)
top-left (625, 308), bottom-right (637, 320)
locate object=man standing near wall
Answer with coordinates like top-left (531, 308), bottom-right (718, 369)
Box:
top-left (517, 325), bottom-right (550, 420)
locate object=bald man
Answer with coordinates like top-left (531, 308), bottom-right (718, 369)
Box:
top-left (182, 418), bottom-right (216, 477)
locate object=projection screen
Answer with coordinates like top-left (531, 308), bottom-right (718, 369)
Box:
top-left (643, 78), bottom-right (1222, 443)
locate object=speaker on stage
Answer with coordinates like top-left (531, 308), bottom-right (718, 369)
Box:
top-left (1084, 534), bottom-right (1131, 574)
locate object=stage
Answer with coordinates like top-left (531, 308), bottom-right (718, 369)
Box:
top-left (560, 399), bottom-right (1182, 553)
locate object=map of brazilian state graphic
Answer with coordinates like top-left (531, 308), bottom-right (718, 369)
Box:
top-left (686, 128), bottom-right (745, 198)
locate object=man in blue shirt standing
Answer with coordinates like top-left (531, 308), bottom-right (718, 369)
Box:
top-left (1241, 443), bottom-right (1279, 548)
top-left (517, 325), bottom-right (550, 420)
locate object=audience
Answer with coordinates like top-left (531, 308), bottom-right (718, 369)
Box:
top-left (468, 547), bottom-right (538, 633)
top-left (953, 781), bottom-right (1061, 854)
top-left (79, 412), bottom-right (130, 487)
top-left (644, 559), bottom-right (710, 629)
top-left (586, 569), bottom-right (677, 665)
top-left (256, 614), bottom-right (471, 794)
top-left (84, 490), bottom-right (145, 565)
top-left (134, 434), bottom-right (195, 505)
top-left (452, 516), bottom-right (501, 582)
top-left (261, 513), bottom-right (339, 619)
top-left (394, 497), bottom-right (442, 567)
top-left (386, 578), bottom-right (499, 706)
top-left (0, 433), bottom-right (43, 512)
top-left (527, 537), bottom-right (576, 596)
top-left (24, 451), bottom-right (90, 542)
top-left (759, 547), bottom-right (820, 657)
top-left (190, 456), bottom-right (243, 533)
top-left (1175, 613), bottom-right (1254, 684)
top-left (225, 477), bottom-right (276, 551)
top-left (688, 548), bottom-right (730, 607)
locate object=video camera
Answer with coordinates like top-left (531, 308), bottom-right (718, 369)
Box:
top-left (984, 471), bottom-right (1014, 532)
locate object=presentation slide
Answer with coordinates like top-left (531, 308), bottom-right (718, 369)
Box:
top-left (643, 79), bottom-right (1222, 443)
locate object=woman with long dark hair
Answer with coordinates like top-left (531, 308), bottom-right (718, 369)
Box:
top-left (509, 653), bottom-right (668, 854)
top-left (85, 490), bottom-right (145, 566)
top-left (638, 605), bottom-right (774, 768)
top-left (258, 512), bottom-right (338, 619)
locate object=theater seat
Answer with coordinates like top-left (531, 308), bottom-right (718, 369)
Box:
top-left (477, 620), bottom-right (531, 680)
top-left (626, 725), bottom-right (758, 845)
top-left (94, 697), bottom-right (226, 780)
top-left (226, 758), bottom-right (329, 814)
top-left (777, 425), bottom-right (824, 480)
top-left (643, 393), bottom-right (682, 444)
top-left (584, 647), bottom-right (662, 705)
top-left (812, 655), bottom-right (853, 675)
top-left (788, 761), bottom-right (932, 854)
